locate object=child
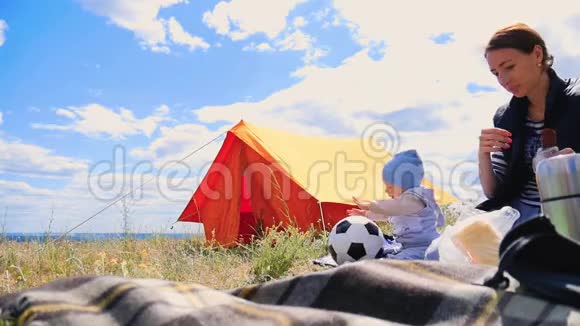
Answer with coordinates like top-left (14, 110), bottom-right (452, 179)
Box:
top-left (347, 149), bottom-right (444, 260)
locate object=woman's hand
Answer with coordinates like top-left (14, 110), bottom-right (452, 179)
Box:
top-left (557, 147), bottom-right (575, 155)
top-left (346, 208), bottom-right (368, 217)
top-left (352, 196), bottom-right (371, 210)
top-left (479, 128), bottom-right (512, 155)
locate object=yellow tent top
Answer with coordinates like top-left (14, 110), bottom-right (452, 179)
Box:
top-left (231, 120), bottom-right (456, 205)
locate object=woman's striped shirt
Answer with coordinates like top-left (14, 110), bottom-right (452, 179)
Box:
top-left (490, 118), bottom-right (544, 207)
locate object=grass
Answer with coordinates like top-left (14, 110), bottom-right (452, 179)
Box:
top-left (0, 225), bottom-right (329, 296)
top-left (0, 203), bottom-right (460, 296)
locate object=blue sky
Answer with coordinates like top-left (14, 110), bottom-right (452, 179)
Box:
top-left (1, 0), bottom-right (579, 233)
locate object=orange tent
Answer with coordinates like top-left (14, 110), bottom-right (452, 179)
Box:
top-left (177, 120), bottom-right (457, 246)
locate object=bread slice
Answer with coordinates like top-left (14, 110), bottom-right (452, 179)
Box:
top-left (451, 220), bottom-right (501, 266)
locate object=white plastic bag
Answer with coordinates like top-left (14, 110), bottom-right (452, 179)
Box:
top-left (434, 206), bottom-right (520, 266)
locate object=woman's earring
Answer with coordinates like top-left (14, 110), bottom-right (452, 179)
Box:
top-left (537, 63), bottom-right (542, 67)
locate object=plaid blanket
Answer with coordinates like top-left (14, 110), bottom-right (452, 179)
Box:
top-left (1, 260), bottom-right (579, 325)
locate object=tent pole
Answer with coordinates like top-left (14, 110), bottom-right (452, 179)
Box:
top-left (317, 201), bottom-right (327, 232)
top-left (193, 198), bottom-right (201, 222)
top-left (193, 198), bottom-right (204, 236)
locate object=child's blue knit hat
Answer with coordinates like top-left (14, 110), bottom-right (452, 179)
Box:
top-left (382, 149), bottom-right (424, 190)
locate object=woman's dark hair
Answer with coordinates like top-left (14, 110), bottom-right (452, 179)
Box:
top-left (485, 22), bottom-right (554, 68)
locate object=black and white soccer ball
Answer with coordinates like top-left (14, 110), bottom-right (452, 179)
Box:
top-left (328, 215), bottom-right (385, 265)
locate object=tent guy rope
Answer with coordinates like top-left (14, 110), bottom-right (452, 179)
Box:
top-left (57, 130), bottom-right (228, 241)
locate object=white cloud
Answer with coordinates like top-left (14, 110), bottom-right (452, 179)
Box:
top-left (155, 104), bottom-right (170, 115)
top-left (203, 0), bottom-right (307, 40)
top-left (0, 111), bottom-right (3, 125)
top-left (1, 119), bottom-right (211, 233)
top-left (332, 0), bottom-right (580, 57)
top-left (303, 47), bottom-right (327, 64)
top-left (196, 44), bottom-right (500, 126)
top-left (151, 45), bottom-right (171, 54)
top-left (205, 2), bottom-right (321, 62)
top-left (56, 108), bottom-right (77, 119)
top-left (313, 8), bottom-right (331, 22)
top-left (0, 180), bottom-right (53, 197)
top-left (0, 20), bottom-right (7, 47)
top-left (293, 16), bottom-right (307, 28)
top-left (130, 123), bottom-right (226, 168)
top-left (243, 30), bottom-right (322, 58)
top-left (243, 42), bottom-right (275, 52)
top-left (79, 0), bottom-right (208, 53)
top-left (256, 42), bottom-right (274, 52)
top-left (0, 139), bottom-right (87, 177)
top-left (242, 29), bottom-right (324, 63)
top-left (78, 0), bottom-right (183, 49)
top-left (32, 104), bottom-right (170, 140)
top-left (0, 171), bottom-right (204, 234)
top-left (167, 17), bottom-right (210, 51)
top-left (277, 30), bottom-right (312, 51)
top-left (0, 135), bottom-right (217, 233)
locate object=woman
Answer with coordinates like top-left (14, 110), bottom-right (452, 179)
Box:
top-left (477, 22), bottom-right (580, 226)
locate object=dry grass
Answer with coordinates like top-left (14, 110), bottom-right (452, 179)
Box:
top-left (0, 204), bottom-right (459, 296)
top-left (0, 226), bottom-right (330, 296)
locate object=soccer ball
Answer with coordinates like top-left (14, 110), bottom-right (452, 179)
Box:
top-left (328, 215), bottom-right (385, 265)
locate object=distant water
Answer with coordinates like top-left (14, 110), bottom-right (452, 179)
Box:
top-left (2, 233), bottom-right (202, 242)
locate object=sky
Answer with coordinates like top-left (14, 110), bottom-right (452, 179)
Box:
top-left (1, 0), bottom-right (580, 233)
